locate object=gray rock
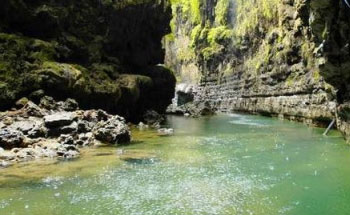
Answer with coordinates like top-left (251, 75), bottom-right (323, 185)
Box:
top-left (59, 135), bottom-right (75, 145)
top-left (63, 99), bottom-right (79, 111)
top-left (56, 143), bottom-right (80, 159)
top-left (96, 110), bottom-right (110, 121)
top-left (0, 150), bottom-right (16, 161)
top-left (77, 120), bottom-right (92, 133)
top-left (27, 122), bottom-right (48, 138)
top-left (93, 116), bottom-right (130, 144)
top-left (137, 122), bottom-right (149, 130)
top-left (23, 101), bottom-right (46, 117)
top-left (59, 121), bottom-right (78, 134)
top-left (9, 120), bottom-right (37, 135)
top-left (76, 132), bottom-right (93, 146)
top-left (0, 160), bottom-right (12, 168)
top-left (157, 128), bottom-right (174, 136)
top-left (16, 148), bottom-right (41, 160)
top-left (40, 96), bottom-right (57, 110)
top-left (15, 97), bottom-right (29, 109)
top-left (0, 128), bottom-right (24, 149)
top-left (62, 150), bottom-right (79, 159)
top-left (29, 89), bottom-right (45, 103)
top-left (44, 112), bottom-right (76, 128)
top-left (143, 110), bottom-right (164, 126)
top-left (3, 117), bottom-right (14, 126)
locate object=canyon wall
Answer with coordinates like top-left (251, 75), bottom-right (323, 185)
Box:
top-left (0, 0), bottom-right (175, 121)
top-left (166, 0), bottom-right (350, 139)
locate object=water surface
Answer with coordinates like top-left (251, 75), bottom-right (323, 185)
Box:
top-left (1, 114), bottom-right (350, 215)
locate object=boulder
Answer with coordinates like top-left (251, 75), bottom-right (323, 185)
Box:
top-left (56, 144), bottom-right (80, 159)
top-left (0, 150), bottom-right (16, 161)
top-left (0, 128), bottom-right (25, 149)
top-left (0, 160), bottom-right (12, 168)
top-left (137, 122), bottom-right (149, 130)
top-left (15, 97), bottom-right (29, 109)
top-left (76, 132), bottom-right (93, 146)
top-left (62, 98), bottom-right (79, 111)
top-left (143, 110), bottom-right (164, 127)
top-left (77, 120), bottom-right (93, 133)
top-left (44, 112), bottom-right (76, 128)
top-left (27, 121), bottom-right (47, 138)
top-left (59, 121), bottom-right (78, 135)
top-left (23, 101), bottom-right (46, 117)
top-left (39, 96), bottom-right (57, 110)
top-left (93, 116), bottom-right (130, 144)
top-left (9, 120), bottom-right (37, 135)
top-left (16, 148), bottom-right (41, 161)
top-left (29, 90), bottom-right (45, 103)
top-left (59, 135), bottom-right (75, 145)
top-left (83, 110), bottom-right (111, 123)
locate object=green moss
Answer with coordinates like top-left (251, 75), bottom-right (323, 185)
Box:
top-left (170, 0), bottom-right (201, 24)
top-left (207, 26), bottom-right (233, 45)
top-left (234, 0), bottom-right (279, 36)
top-left (202, 44), bottom-right (224, 60)
top-left (244, 41), bottom-right (272, 74)
top-left (215, 0), bottom-right (230, 26)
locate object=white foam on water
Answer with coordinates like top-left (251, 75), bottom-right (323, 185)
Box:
top-left (228, 115), bottom-right (268, 127)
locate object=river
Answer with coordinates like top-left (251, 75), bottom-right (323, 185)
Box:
top-left (1, 114), bottom-right (350, 215)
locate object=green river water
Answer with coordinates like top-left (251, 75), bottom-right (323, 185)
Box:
top-left (1, 114), bottom-right (350, 215)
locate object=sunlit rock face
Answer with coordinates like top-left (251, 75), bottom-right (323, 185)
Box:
top-left (166, 0), bottom-right (350, 138)
top-left (0, 0), bottom-right (175, 121)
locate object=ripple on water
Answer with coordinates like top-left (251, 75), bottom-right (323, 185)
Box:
top-left (1, 114), bottom-right (349, 215)
top-left (63, 160), bottom-right (272, 215)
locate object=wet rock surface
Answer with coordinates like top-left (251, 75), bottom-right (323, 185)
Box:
top-left (0, 97), bottom-right (131, 166)
top-left (167, 84), bottom-right (215, 117)
top-left (142, 110), bottom-right (165, 128)
top-left (165, 0), bottom-right (349, 129)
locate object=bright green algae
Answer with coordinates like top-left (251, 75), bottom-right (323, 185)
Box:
top-left (0, 114), bottom-right (350, 215)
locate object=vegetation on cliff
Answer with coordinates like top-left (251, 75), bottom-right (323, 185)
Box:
top-left (0, 0), bottom-right (175, 120)
top-left (166, 0), bottom-right (350, 138)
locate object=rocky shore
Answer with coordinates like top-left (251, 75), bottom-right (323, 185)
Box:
top-left (167, 84), bottom-right (215, 117)
top-left (0, 97), bottom-right (130, 167)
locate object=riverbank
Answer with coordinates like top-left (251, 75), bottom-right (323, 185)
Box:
top-left (0, 97), bottom-right (131, 167)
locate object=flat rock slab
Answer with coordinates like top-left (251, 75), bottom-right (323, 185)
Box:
top-left (44, 112), bottom-right (76, 128)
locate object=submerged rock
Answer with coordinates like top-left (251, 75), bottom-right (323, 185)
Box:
top-left (142, 110), bottom-right (164, 128)
top-left (137, 122), bottom-right (149, 130)
top-left (157, 128), bottom-right (174, 136)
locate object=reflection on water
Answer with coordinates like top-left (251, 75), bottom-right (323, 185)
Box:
top-left (0, 114), bottom-right (350, 215)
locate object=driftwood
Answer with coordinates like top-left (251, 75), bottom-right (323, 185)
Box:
top-left (323, 119), bottom-right (336, 136)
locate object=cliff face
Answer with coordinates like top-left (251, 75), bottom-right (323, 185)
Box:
top-left (166, 0), bottom-right (350, 139)
top-left (0, 0), bottom-right (175, 121)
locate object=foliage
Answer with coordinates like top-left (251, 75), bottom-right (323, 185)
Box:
top-left (234, 0), bottom-right (279, 36)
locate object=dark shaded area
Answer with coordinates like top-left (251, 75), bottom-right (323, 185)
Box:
top-left (0, 0), bottom-right (175, 121)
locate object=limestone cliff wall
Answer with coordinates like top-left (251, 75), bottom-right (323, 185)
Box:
top-left (166, 0), bottom-right (350, 137)
top-left (0, 0), bottom-right (175, 121)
